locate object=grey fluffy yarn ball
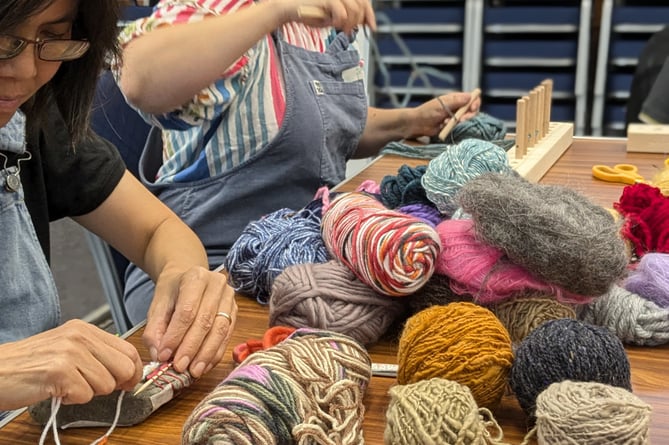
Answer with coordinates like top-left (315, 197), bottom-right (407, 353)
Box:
top-left (456, 172), bottom-right (628, 296)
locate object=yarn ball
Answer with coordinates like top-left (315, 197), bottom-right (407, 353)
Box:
top-left (268, 260), bottom-right (405, 345)
top-left (384, 378), bottom-right (506, 445)
top-left (457, 172), bottom-right (628, 296)
top-left (510, 318), bottom-right (632, 417)
top-left (489, 294), bottom-right (576, 344)
top-left (225, 207), bottom-right (329, 304)
top-left (449, 112), bottom-right (507, 144)
top-left (321, 192), bottom-right (441, 297)
top-left (408, 273), bottom-right (473, 315)
top-left (396, 203), bottom-right (443, 227)
top-left (380, 164), bottom-right (433, 209)
top-left (397, 303), bottom-right (514, 409)
top-left (435, 219), bottom-right (591, 305)
top-left (624, 252), bottom-right (669, 308)
top-left (578, 284), bottom-right (669, 346)
top-left (530, 380), bottom-right (652, 445)
top-left (182, 329), bottom-right (371, 445)
top-left (614, 182), bottom-right (669, 258)
top-left (421, 139), bottom-right (512, 216)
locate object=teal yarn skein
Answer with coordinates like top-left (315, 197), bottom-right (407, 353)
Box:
top-left (421, 139), bottom-right (512, 216)
top-left (510, 318), bottom-right (632, 418)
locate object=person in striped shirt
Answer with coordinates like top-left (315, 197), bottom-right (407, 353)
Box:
top-left (114, 0), bottom-right (480, 322)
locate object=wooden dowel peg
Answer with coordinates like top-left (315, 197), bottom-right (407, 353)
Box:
top-left (516, 97), bottom-right (528, 159)
top-left (536, 85), bottom-right (546, 139)
top-left (438, 88), bottom-right (482, 141)
top-left (541, 79), bottom-right (553, 135)
top-left (528, 90), bottom-right (539, 147)
top-left (297, 5), bottom-right (328, 20)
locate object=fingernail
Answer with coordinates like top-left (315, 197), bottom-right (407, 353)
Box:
top-left (191, 361), bottom-right (206, 378)
top-left (158, 348), bottom-right (173, 362)
top-left (204, 363), bottom-right (214, 374)
top-left (149, 347), bottom-right (158, 362)
top-left (176, 356), bottom-right (190, 372)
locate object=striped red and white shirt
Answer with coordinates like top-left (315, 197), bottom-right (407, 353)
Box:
top-left (117, 0), bottom-right (358, 183)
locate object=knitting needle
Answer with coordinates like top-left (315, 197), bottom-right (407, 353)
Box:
top-left (133, 362), bottom-right (173, 396)
top-left (438, 88), bottom-right (481, 141)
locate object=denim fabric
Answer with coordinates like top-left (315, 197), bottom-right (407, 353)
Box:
top-left (123, 31), bottom-right (367, 323)
top-left (0, 113), bottom-right (60, 343)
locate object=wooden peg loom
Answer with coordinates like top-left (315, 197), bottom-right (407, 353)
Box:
top-left (506, 79), bottom-right (574, 182)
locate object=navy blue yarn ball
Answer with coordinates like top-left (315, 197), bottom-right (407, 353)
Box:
top-left (510, 318), bottom-right (632, 417)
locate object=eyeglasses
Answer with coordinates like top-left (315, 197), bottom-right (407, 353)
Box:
top-left (0, 34), bottom-right (90, 61)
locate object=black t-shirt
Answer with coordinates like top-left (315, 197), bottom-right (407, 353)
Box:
top-left (14, 105), bottom-right (126, 263)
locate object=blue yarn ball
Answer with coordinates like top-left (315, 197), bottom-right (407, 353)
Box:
top-left (510, 318), bottom-right (632, 417)
top-left (225, 207), bottom-right (329, 304)
top-left (421, 139), bottom-right (512, 216)
top-left (380, 164), bottom-right (431, 209)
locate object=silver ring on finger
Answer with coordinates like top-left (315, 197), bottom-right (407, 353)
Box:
top-left (215, 311), bottom-right (232, 322)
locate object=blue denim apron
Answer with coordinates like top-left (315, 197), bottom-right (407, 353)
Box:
top-left (123, 31), bottom-right (368, 323)
top-left (0, 111), bottom-right (60, 343)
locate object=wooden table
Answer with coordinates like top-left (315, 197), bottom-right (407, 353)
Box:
top-left (4, 136), bottom-right (669, 444)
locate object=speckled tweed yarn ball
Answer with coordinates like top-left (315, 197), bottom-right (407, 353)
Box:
top-left (489, 295), bottom-right (576, 344)
top-left (384, 378), bottom-right (506, 445)
top-left (456, 172), bottom-right (629, 296)
top-left (421, 139), bottom-right (512, 216)
top-left (510, 318), bottom-right (632, 417)
top-left (397, 303), bottom-right (514, 409)
top-left (528, 380), bottom-right (652, 445)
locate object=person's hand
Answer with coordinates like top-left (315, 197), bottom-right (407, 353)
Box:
top-left (281, 0), bottom-right (376, 34)
top-left (0, 320), bottom-right (142, 410)
top-left (143, 266), bottom-right (237, 379)
top-left (405, 91), bottom-right (481, 140)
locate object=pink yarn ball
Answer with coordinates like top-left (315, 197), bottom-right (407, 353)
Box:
top-left (434, 219), bottom-right (592, 305)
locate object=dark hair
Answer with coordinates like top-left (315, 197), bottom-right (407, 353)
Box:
top-left (0, 0), bottom-right (121, 143)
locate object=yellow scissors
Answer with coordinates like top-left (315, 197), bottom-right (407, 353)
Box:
top-left (592, 163), bottom-right (645, 185)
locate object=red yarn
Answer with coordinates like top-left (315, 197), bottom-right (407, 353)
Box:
top-left (434, 219), bottom-right (592, 304)
top-left (232, 326), bottom-right (297, 364)
top-left (614, 183), bottom-right (669, 258)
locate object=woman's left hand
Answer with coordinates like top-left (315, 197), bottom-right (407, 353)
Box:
top-left (143, 266), bottom-right (237, 378)
top-left (405, 91), bottom-right (481, 140)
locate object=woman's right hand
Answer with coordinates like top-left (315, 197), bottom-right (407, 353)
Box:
top-left (0, 320), bottom-right (143, 410)
top-left (282, 0), bottom-right (376, 33)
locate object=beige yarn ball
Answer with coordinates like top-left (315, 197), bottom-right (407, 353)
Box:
top-left (384, 378), bottom-right (507, 445)
top-left (526, 380), bottom-right (652, 445)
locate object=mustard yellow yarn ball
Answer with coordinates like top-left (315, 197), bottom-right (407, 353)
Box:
top-left (397, 302), bottom-right (514, 409)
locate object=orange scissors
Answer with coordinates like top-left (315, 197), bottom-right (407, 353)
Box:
top-left (592, 163), bottom-right (645, 185)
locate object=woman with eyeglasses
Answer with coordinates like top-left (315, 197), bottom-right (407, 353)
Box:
top-left (0, 0), bottom-right (237, 410)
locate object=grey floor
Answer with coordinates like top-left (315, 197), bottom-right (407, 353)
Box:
top-left (50, 219), bottom-right (116, 332)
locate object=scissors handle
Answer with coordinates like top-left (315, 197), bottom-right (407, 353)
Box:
top-left (592, 164), bottom-right (644, 185)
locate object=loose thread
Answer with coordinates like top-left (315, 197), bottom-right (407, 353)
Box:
top-left (39, 391), bottom-right (125, 445)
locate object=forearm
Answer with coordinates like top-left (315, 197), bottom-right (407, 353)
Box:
top-left (119, 2), bottom-right (289, 114)
top-left (140, 217), bottom-right (210, 282)
top-left (354, 106), bottom-right (413, 158)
